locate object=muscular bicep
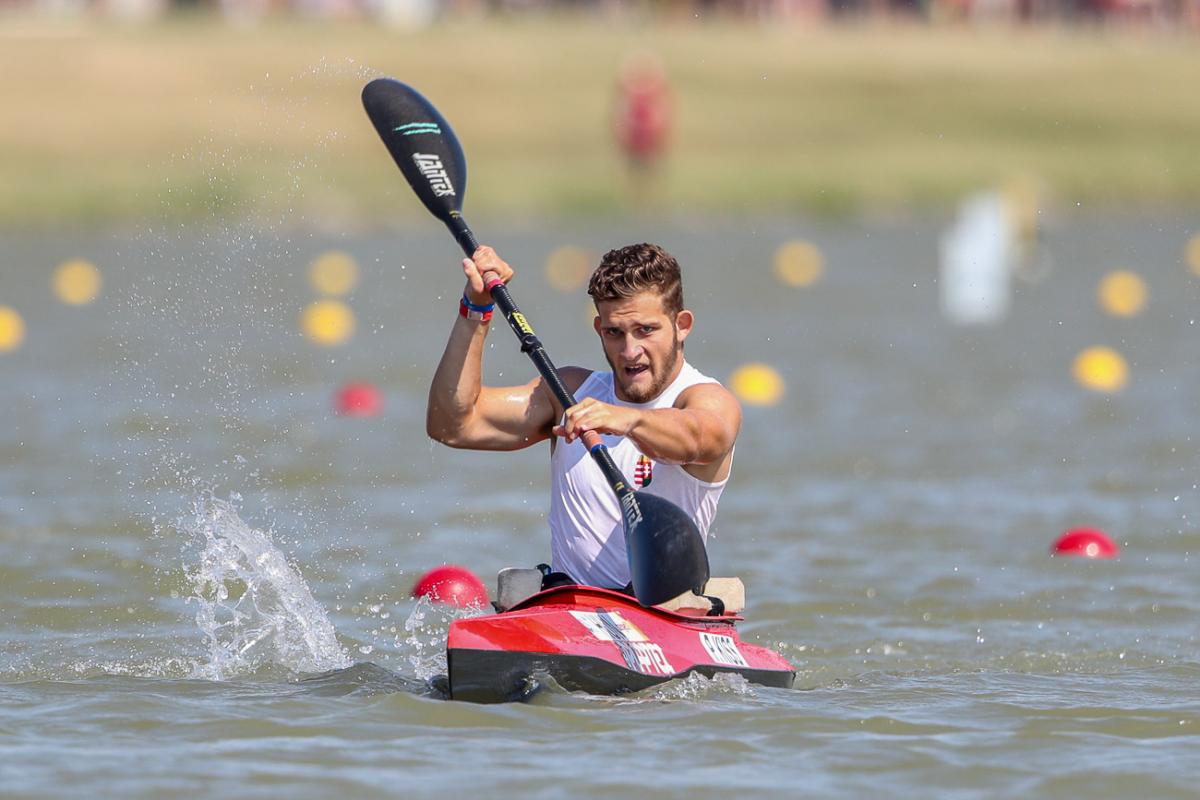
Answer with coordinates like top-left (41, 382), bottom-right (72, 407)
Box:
top-left (452, 367), bottom-right (591, 451)
top-left (459, 378), bottom-right (558, 450)
top-left (674, 383), bottom-right (742, 463)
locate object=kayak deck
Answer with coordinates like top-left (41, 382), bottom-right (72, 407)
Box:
top-left (446, 585), bottom-right (795, 703)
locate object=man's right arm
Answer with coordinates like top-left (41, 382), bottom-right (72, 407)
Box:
top-left (426, 245), bottom-right (586, 451)
top-left (426, 309), bottom-right (559, 451)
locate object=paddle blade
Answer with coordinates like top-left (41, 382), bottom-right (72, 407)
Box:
top-left (625, 491), bottom-right (710, 607)
top-left (362, 78), bottom-right (467, 221)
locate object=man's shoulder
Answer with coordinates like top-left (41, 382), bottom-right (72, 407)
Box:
top-left (675, 378), bottom-right (741, 414)
top-left (678, 361), bottom-right (724, 388)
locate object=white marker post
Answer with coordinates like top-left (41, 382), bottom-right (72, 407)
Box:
top-left (939, 192), bottom-right (1016, 326)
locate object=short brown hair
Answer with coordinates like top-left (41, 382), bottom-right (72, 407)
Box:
top-left (587, 243), bottom-right (684, 316)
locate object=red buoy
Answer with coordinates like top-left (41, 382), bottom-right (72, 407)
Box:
top-left (335, 382), bottom-right (383, 417)
top-left (411, 565), bottom-right (489, 608)
top-left (1051, 528), bottom-right (1119, 559)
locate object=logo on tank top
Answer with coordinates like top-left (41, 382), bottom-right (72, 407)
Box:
top-left (634, 455), bottom-right (654, 488)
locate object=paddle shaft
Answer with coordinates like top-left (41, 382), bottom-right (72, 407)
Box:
top-left (446, 214), bottom-right (638, 510)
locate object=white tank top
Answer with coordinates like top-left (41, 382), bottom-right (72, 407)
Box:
top-left (548, 361), bottom-right (731, 588)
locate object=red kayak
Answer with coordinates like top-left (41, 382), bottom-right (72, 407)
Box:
top-left (446, 584), bottom-right (795, 702)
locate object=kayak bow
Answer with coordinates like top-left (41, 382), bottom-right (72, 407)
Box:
top-left (446, 584), bottom-right (795, 702)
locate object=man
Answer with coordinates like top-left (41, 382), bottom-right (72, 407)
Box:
top-left (426, 242), bottom-right (741, 590)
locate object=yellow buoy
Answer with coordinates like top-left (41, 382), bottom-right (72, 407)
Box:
top-left (0, 306), bottom-right (25, 352)
top-left (730, 363), bottom-right (785, 406)
top-left (1097, 270), bottom-right (1147, 318)
top-left (309, 250), bottom-right (359, 297)
top-left (53, 259), bottom-right (102, 306)
top-left (1185, 234), bottom-right (1200, 278)
top-left (301, 300), bottom-right (356, 347)
top-left (1072, 346), bottom-right (1128, 394)
top-left (773, 240), bottom-right (824, 288)
top-left (545, 246), bottom-right (593, 292)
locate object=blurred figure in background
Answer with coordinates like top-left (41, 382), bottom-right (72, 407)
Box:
top-left (613, 52), bottom-right (673, 205)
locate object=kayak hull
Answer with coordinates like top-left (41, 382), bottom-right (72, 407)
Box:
top-left (446, 585), bottom-right (794, 703)
top-left (448, 647), bottom-right (795, 703)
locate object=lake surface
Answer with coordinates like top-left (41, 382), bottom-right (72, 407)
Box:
top-left (1, 214), bottom-right (1198, 797)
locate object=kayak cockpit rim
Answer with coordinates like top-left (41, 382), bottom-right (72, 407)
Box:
top-left (504, 583), bottom-right (746, 621)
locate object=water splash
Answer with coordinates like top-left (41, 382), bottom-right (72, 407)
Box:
top-left (180, 495), bottom-right (350, 680)
top-left (398, 596), bottom-right (480, 682)
top-left (637, 671), bottom-right (757, 703)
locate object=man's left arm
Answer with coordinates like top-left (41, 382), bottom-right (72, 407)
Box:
top-left (554, 383), bottom-right (742, 473)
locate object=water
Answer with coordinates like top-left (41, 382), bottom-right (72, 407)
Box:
top-left (182, 495), bottom-right (351, 680)
top-left (1, 215), bottom-right (1198, 797)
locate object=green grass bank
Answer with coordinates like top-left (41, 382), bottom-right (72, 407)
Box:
top-left (2, 17), bottom-right (1199, 228)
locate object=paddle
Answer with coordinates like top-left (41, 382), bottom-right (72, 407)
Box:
top-left (361, 77), bottom-right (709, 607)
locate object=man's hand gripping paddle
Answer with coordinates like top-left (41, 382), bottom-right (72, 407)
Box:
top-left (361, 77), bottom-right (709, 606)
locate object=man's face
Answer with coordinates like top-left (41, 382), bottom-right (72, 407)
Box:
top-left (594, 291), bottom-right (693, 403)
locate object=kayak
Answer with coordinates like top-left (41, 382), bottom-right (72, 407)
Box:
top-left (446, 582), bottom-right (795, 702)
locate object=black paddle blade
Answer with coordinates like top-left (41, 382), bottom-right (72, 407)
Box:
top-left (362, 78), bottom-right (467, 221)
top-left (625, 491), bottom-right (710, 607)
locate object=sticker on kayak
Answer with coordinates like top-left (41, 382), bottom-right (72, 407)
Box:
top-left (700, 632), bottom-right (749, 668)
top-left (570, 609), bottom-right (647, 642)
top-left (571, 610), bottom-right (675, 676)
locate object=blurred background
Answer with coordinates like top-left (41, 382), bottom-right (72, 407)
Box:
top-left (3, 0), bottom-right (1200, 226)
top-left (2, 4), bottom-right (1199, 797)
